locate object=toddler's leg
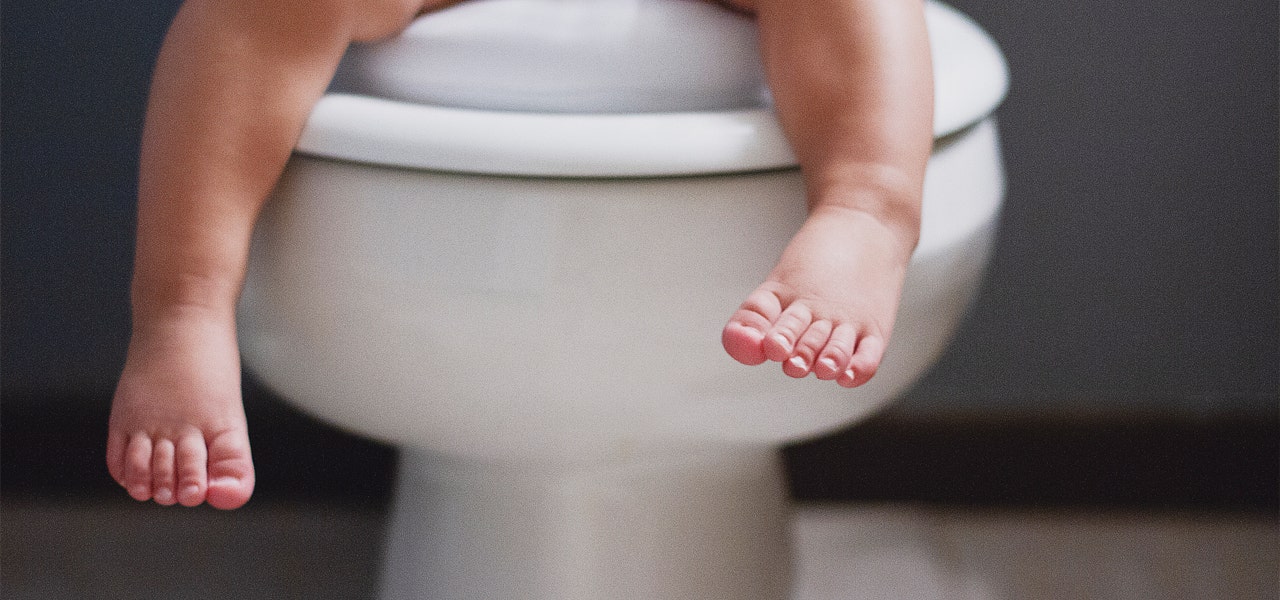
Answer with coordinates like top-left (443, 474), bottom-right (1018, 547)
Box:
top-left (719, 0), bottom-right (933, 387)
top-left (107, 0), bottom-right (443, 508)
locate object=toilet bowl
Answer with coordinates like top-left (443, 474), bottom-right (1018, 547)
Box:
top-left (238, 1), bottom-right (1008, 598)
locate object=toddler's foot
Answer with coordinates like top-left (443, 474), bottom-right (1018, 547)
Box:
top-left (722, 205), bottom-right (915, 387)
top-left (107, 310), bottom-right (255, 509)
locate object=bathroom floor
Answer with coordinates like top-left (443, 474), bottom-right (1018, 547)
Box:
top-left (2, 498), bottom-right (1274, 600)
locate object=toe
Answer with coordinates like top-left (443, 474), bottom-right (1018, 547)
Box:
top-left (783, 320), bottom-right (832, 378)
top-left (722, 289), bottom-right (784, 366)
top-left (836, 368), bottom-right (858, 388)
top-left (839, 334), bottom-right (886, 388)
top-left (175, 434), bottom-right (209, 507)
top-left (763, 303), bottom-right (813, 363)
top-left (150, 439), bottom-right (177, 506)
top-left (205, 430), bottom-right (255, 510)
top-left (722, 321), bottom-right (768, 366)
top-left (123, 434), bottom-right (153, 502)
top-left (782, 354), bottom-right (810, 378)
top-left (813, 323), bottom-right (857, 380)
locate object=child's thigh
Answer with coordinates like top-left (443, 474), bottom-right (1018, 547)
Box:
top-left (428, 0), bottom-right (756, 13)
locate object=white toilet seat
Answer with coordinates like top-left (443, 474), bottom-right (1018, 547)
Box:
top-left (333, 0), bottom-right (768, 114)
top-left (303, 0), bottom-right (1008, 177)
top-left (299, 99), bottom-right (795, 177)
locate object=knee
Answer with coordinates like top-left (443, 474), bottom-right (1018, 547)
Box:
top-left (342, 0), bottom-right (434, 42)
top-left (216, 0), bottom-right (438, 43)
top-left (350, 0), bottom-right (472, 42)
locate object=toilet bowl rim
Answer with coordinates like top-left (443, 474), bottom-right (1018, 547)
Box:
top-left (294, 93), bottom-right (1004, 178)
top-left (294, 0), bottom-right (1008, 178)
top-left (296, 97), bottom-right (800, 177)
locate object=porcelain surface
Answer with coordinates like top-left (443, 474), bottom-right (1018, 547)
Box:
top-left (305, 0), bottom-right (1009, 176)
top-left (240, 120), bottom-right (1004, 466)
top-left (237, 3), bottom-right (1009, 594)
top-left (333, 0), bottom-right (768, 113)
top-left (239, 0), bottom-right (1010, 466)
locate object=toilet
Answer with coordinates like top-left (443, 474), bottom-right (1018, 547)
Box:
top-left (238, 1), bottom-right (1008, 598)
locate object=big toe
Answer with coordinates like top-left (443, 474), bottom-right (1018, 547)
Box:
top-left (723, 289), bottom-right (784, 366)
top-left (204, 431), bottom-right (255, 510)
top-left (722, 320), bottom-right (768, 366)
top-left (207, 477), bottom-right (254, 510)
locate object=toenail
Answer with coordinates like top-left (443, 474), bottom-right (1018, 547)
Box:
top-left (788, 356), bottom-right (808, 371)
top-left (154, 488), bottom-right (173, 503)
top-left (771, 334), bottom-right (792, 350)
top-left (818, 357), bottom-right (838, 372)
top-left (182, 484), bottom-right (200, 497)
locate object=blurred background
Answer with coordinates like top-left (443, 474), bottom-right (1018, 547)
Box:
top-left (3, 0), bottom-right (1276, 597)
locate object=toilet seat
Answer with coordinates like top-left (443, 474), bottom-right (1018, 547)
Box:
top-left (298, 100), bottom-right (795, 177)
top-left (299, 0), bottom-right (1008, 177)
top-left (332, 0), bottom-right (768, 114)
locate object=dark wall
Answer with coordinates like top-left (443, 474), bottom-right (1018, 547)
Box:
top-left (3, 0), bottom-right (178, 396)
top-left (898, 0), bottom-right (1278, 418)
top-left (3, 0), bottom-right (1276, 417)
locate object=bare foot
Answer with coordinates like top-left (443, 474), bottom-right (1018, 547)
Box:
top-left (107, 309), bottom-right (255, 509)
top-left (722, 204), bottom-right (915, 387)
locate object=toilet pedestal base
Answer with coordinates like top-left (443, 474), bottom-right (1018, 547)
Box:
top-left (379, 447), bottom-right (793, 600)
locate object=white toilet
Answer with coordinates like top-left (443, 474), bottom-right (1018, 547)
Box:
top-left (238, 1), bottom-right (1008, 598)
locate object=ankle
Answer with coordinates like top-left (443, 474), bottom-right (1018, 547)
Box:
top-left (128, 295), bottom-right (238, 351)
top-left (804, 168), bottom-right (923, 251)
top-left (130, 272), bottom-right (240, 326)
top-left (808, 201), bottom-right (921, 258)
